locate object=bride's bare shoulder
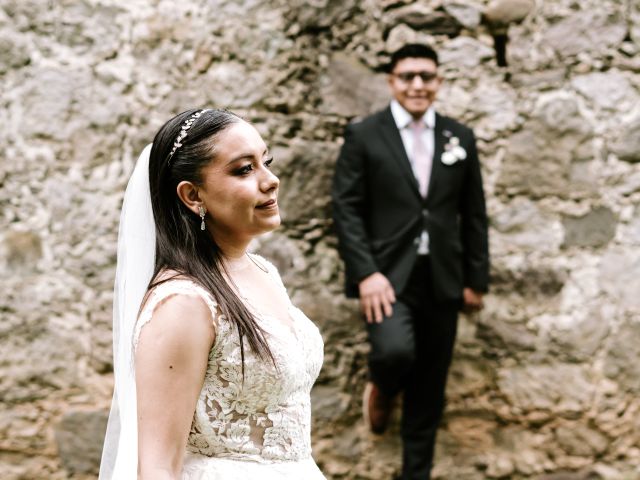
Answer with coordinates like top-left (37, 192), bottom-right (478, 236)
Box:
top-left (138, 269), bottom-right (194, 314)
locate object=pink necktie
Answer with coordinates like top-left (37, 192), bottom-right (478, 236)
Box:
top-left (410, 121), bottom-right (432, 198)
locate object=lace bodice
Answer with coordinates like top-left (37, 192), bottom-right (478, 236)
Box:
top-left (133, 256), bottom-right (324, 466)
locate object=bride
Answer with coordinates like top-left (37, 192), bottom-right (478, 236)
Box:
top-left (99, 109), bottom-right (325, 479)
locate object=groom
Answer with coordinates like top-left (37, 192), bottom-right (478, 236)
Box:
top-left (331, 43), bottom-right (489, 479)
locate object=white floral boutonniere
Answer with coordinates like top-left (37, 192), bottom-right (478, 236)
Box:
top-left (441, 135), bottom-right (467, 165)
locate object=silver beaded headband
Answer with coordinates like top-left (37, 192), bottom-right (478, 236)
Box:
top-left (167, 109), bottom-right (208, 165)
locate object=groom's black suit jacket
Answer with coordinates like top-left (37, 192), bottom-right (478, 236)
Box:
top-left (332, 106), bottom-right (489, 302)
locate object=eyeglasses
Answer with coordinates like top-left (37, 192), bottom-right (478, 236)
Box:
top-left (392, 71), bottom-right (439, 83)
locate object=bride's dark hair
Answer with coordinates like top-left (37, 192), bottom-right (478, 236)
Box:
top-left (147, 108), bottom-right (275, 370)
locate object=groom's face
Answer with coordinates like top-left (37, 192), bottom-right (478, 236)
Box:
top-left (388, 57), bottom-right (442, 118)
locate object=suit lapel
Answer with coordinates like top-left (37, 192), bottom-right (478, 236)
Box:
top-left (426, 113), bottom-right (445, 203)
top-left (377, 108), bottom-right (422, 200)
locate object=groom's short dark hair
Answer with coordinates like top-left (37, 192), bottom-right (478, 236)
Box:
top-left (388, 44), bottom-right (439, 72)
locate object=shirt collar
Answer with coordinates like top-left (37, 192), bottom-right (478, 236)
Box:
top-left (390, 100), bottom-right (436, 130)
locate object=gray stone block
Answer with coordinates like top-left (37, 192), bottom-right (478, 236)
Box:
top-left (562, 207), bottom-right (617, 249)
top-left (54, 409), bottom-right (109, 475)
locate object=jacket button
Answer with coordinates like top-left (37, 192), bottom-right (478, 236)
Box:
top-left (422, 209), bottom-right (429, 217)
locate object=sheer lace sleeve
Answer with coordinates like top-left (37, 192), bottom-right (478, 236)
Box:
top-left (133, 279), bottom-right (219, 349)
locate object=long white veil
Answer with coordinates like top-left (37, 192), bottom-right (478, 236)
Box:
top-left (100, 144), bottom-right (156, 479)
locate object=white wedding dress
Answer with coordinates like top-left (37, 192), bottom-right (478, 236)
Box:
top-left (133, 256), bottom-right (326, 479)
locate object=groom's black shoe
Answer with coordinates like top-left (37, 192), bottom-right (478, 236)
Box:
top-left (363, 382), bottom-right (394, 434)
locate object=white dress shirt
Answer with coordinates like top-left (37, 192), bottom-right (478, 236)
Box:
top-left (390, 100), bottom-right (436, 184)
top-left (390, 100), bottom-right (434, 255)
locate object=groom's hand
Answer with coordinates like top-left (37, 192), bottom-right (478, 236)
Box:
top-left (462, 287), bottom-right (484, 313)
top-left (359, 272), bottom-right (396, 324)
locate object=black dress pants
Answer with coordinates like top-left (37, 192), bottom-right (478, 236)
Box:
top-left (366, 256), bottom-right (459, 480)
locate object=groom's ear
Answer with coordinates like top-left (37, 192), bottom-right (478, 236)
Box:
top-left (176, 181), bottom-right (201, 215)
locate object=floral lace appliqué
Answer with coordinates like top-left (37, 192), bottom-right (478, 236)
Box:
top-left (185, 257), bottom-right (323, 464)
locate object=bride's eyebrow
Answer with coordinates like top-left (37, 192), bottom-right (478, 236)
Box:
top-left (227, 154), bottom-right (254, 164)
top-left (227, 148), bottom-right (269, 165)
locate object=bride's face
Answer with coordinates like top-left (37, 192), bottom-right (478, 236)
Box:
top-left (197, 120), bottom-right (280, 243)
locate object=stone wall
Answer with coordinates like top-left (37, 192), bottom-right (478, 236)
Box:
top-left (1, 0), bottom-right (639, 478)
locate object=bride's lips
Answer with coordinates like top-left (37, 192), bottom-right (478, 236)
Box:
top-left (256, 199), bottom-right (277, 210)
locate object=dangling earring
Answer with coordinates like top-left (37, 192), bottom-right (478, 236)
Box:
top-left (198, 205), bottom-right (206, 231)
